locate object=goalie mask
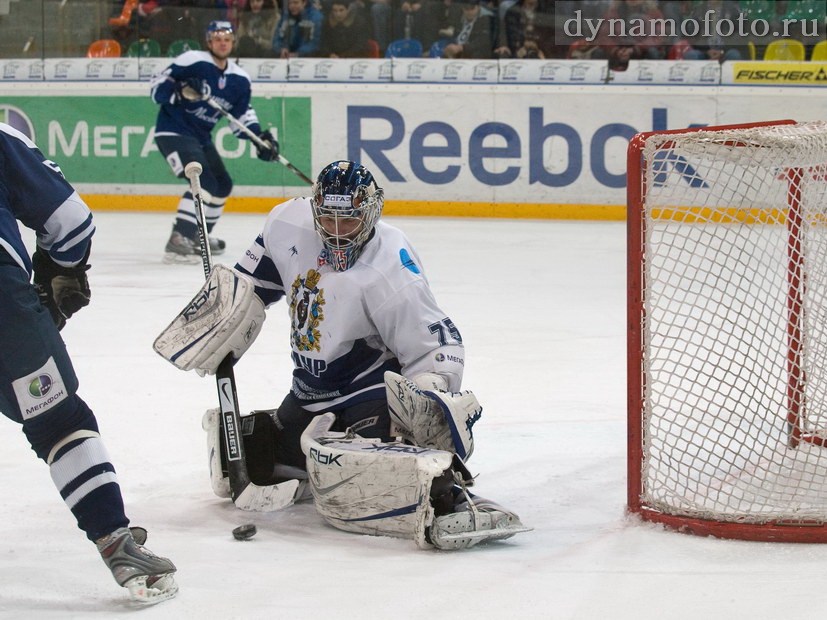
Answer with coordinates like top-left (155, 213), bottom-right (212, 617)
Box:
top-left (311, 160), bottom-right (384, 272)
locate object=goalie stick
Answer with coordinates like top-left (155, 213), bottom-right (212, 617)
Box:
top-left (203, 97), bottom-right (313, 185)
top-left (184, 161), bottom-right (301, 512)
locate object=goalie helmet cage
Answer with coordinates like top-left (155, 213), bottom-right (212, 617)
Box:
top-left (627, 119), bottom-right (827, 542)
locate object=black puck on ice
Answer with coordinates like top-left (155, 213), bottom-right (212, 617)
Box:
top-left (232, 523), bottom-right (257, 540)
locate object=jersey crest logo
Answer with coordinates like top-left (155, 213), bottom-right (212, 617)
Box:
top-left (289, 269), bottom-right (325, 352)
top-left (218, 76), bottom-right (226, 90)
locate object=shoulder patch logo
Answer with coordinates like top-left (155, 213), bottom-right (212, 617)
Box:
top-left (399, 248), bottom-right (420, 274)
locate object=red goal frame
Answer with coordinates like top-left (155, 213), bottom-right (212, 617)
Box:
top-left (626, 119), bottom-right (827, 542)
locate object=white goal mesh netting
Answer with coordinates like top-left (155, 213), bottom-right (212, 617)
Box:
top-left (636, 121), bottom-right (827, 524)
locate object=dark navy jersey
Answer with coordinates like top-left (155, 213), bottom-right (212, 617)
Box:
top-left (0, 123), bottom-right (95, 275)
top-left (150, 51), bottom-right (262, 145)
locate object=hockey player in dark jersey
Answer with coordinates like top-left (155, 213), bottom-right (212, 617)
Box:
top-left (0, 123), bottom-right (178, 604)
top-left (150, 20), bottom-right (279, 264)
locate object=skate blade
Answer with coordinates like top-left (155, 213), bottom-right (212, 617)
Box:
top-left (124, 573), bottom-right (179, 606)
top-left (432, 524), bottom-right (533, 549)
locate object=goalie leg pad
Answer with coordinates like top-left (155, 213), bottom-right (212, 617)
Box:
top-left (385, 371), bottom-right (481, 461)
top-left (300, 413), bottom-right (455, 548)
top-left (153, 264), bottom-right (265, 376)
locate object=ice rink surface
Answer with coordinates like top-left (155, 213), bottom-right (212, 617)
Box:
top-left (3, 211), bottom-right (826, 619)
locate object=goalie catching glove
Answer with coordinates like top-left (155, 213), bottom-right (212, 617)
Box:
top-left (256, 130), bottom-right (279, 162)
top-left (153, 264), bottom-right (265, 375)
top-left (32, 244), bottom-right (91, 331)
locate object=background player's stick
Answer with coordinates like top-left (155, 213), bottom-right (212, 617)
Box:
top-left (203, 97), bottom-right (313, 185)
top-left (184, 161), bottom-right (302, 512)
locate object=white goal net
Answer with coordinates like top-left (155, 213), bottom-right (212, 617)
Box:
top-left (627, 120), bottom-right (827, 540)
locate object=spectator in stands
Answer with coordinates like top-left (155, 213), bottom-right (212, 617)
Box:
top-left (440, 0), bottom-right (497, 58)
top-left (679, 0), bottom-right (744, 61)
top-left (494, 0), bottom-right (556, 59)
top-left (169, 1), bottom-right (228, 35)
top-left (368, 0), bottom-right (393, 52)
top-left (223, 0), bottom-right (248, 27)
top-left (237, 0), bottom-right (279, 56)
top-left (371, 0), bottom-right (427, 52)
top-left (556, 0), bottom-right (611, 21)
top-left (422, 0), bottom-right (463, 50)
top-left (114, 1), bottom-right (228, 49)
top-left (597, 0), bottom-right (668, 62)
top-left (318, 0), bottom-right (371, 57)
top-left (110, 1), bottom-right (175, 49)
top-left (396, 0), bottom-right (428, 42)
top-left (272, 0), bottom-right (323, 57)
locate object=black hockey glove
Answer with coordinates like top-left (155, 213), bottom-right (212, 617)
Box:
top-left (32, 245), bottom-right (91, 331)
top-left (176, 77), bottom-right (210, 102)
top-left (256, 130), bottom-right (280, 162)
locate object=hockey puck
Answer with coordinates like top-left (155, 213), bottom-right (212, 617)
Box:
top-left (232, 523), bottom-right (257, 541)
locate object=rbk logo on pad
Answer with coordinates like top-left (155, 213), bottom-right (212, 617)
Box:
top-left (183, 282), bottom-right (217, 321)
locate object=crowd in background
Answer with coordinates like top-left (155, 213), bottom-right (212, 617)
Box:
top-left (109, 1), bottom-right (825, 64)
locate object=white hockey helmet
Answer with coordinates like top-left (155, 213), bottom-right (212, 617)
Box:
top-left (311, 160), bottom-right (384, 271)
top-left (206, 20), bottom-right (235, 41)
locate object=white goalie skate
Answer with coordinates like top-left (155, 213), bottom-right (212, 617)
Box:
top-left (429, 495), bottom-right (532, 550)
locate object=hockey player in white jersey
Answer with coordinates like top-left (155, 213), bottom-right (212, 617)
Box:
top-left (0, 122), bottom-right (177, 604)
top-left (156, 160), bottom-right (529, 549)
top-left (150, 20), bottom-right (279, 264)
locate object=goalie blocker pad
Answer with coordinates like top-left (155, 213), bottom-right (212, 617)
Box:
top-left (153, 264), bottom-right (265, 375)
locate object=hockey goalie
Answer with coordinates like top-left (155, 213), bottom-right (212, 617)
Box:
top-left (155, 160), bottom-right (530, 549)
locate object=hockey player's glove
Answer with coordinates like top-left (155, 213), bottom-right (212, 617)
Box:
top-left (32, 245), bottom-right (91, 331)
top-left (256, 130), bottom-right (280, 162)
top-left (177, 77), bottom-right (210, 102)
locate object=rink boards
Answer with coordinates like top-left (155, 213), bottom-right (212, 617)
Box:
top-left (1, 58), bottom-right (825, 219)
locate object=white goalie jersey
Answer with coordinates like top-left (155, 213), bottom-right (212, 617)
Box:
top-left (235, 197), bottom-right (465, 412)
